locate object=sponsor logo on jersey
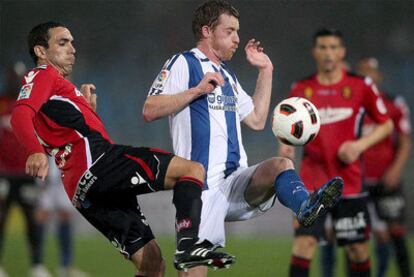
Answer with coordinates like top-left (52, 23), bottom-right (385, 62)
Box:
top-left (342, 86), bottom-right (352, 99)
top-left (304, 87), bottom-right (313, 99)
top-left (176, 218), bottom-right (192, 232)
top-left (318, 107), bottom-right (353, 125)
top-left (17, 83), bottom-right (34, 100)
top-left (207, 93), bottom-right (238, 112)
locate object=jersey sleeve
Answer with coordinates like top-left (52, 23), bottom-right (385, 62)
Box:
top-left (235, 80), bottom-right (254, 121)
top-left (15, 67), bottom-right (56, 112)
top-left (394, 96), bottom-right (411, 134)
top-left (361, 77), bottom-right (389, 124)
top-left (148, 54), bottom-right (189, 96)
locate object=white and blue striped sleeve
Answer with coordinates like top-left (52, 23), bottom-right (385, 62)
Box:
top-left (236, 81), bottom-right (254, 121)
top-left (148, 54), bottom-right (189, 96)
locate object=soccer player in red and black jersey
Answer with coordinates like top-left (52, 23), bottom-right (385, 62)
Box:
top-left (279, 29), bottom-right (394, 277)
top-left (358, 57), bottom-right (412, 277)
top-left (11, 21), bottom-right (235, 276)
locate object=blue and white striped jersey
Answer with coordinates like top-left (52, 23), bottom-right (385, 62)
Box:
top-left (148, 48), bottom-right (254, 189)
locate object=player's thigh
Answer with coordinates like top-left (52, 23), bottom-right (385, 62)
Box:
top-left (164, 156), bottom-right (205, 189)
top-left (292, 217), bottom-right (325, 259)
top-left (225, 165), bottom-right (276, 221)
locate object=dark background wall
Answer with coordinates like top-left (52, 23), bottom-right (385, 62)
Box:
top-left (1, 0), bottom-right (413, 233)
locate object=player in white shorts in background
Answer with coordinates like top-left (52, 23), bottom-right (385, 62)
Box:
top-left (36, 158), bottom-right (89, 277)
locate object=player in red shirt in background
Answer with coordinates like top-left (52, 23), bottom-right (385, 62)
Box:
top-left (0, 63), bottom-right (52, 277)
top-left (11, 21), bottom-right (234, 276)
top-left (279, 28), bottom-right (393, 277)
top-left (358, 57), bottom-right (412, 277)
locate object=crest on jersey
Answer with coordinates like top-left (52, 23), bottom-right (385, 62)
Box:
top-left (150, 69), bottom-right (170, 93)
top-left (342, 86), bottom-right (352, 99)
top-left (74, 88), bottom-right (82, 96)
top-left (304, 87), bottom-right (313, 99)
top-left (17, 83), bottom-right (33, 100)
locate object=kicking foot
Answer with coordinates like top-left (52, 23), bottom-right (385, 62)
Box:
top-left (297, 176), bottom-right (343, 227)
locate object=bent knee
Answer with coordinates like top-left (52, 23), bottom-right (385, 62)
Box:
top-left (185, 161), bottom-right (205, 181)
top-left (270, 157), bottom-right (294, 173)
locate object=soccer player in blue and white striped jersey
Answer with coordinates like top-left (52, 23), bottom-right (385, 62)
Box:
top-left (144, 1), bottom-right (343, 275)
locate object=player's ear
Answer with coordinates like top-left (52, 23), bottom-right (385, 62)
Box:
top-left (201, 25), bottom-right (211, 39)
top-left (34, 45), bottom-right (47, 61)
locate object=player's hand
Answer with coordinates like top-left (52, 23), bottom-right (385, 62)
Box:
top-left (337, 140), bottom-right (363, 164)
top-left (26, 153), bottom-right (49, 181)
top-left (81, 84), bottom-right (97, 112)
top-left (194, 72), bottom-right (224, 96)
top-left (245, 39), bottom-right (273, 71)
top-left (381, 167), bottom-right (401, 191)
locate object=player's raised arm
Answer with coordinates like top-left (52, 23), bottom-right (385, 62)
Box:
top-left (143, 71), bottom-right (223, 122)
top-left (242, 39), bottom-right (274, 131)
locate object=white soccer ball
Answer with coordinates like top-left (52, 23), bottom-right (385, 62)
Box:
top-left (272, 97), bottom-right (320, 146)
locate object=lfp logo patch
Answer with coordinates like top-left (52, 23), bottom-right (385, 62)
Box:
top-left (17, 83), bottom-right (33, 100)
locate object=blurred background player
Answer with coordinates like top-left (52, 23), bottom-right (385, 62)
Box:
top-left (36, 157), bottom-right (89, 277)
top-left (0, 62), bottom-right (51, 277)
top-left (358, 57), bottom-right (412, 277)
top-left (319, 57), bottom-right (413, 277)
top-left (279, 28), bottom-right (393, 277)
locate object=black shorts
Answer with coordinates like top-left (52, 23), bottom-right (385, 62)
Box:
top-left (367, 183), bottom-right (406, 222)
top-left (75, 144), bottom-right (174, 258)
top-left (295, 197), bottom-right (371, 246)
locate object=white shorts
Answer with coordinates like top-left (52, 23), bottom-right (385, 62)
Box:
top-left (198, 164), bottom-right (276, 247)
top-left (38, 160), bottom-right (74, 212)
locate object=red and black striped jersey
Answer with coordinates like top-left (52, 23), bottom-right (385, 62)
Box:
top-left (14, 65), bottom-right (113, 199)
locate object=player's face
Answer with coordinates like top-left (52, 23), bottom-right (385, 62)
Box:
top-left (312, 36), bottom-right (345, 73)
top-left (44, 27), bottom-right (76, 76)
top-left (357, 60), bottom-right (383, 84)
top-left (210, 14), bottom-right (240, 61)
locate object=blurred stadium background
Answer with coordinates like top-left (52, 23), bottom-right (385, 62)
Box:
top-left (1, 0), bottom-right (413, 276)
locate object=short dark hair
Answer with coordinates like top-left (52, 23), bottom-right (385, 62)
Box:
top-left (312, 28), bottom-right (344, 46)
top-left (28, 21), bottom-right (66, 64)
top-left (192, 0), bottom-right (239, 42)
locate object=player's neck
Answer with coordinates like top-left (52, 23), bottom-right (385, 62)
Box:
top-left (196, 43), bottom-right (221, 65)
top-left (316, 68), bottom-right (344, 86)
